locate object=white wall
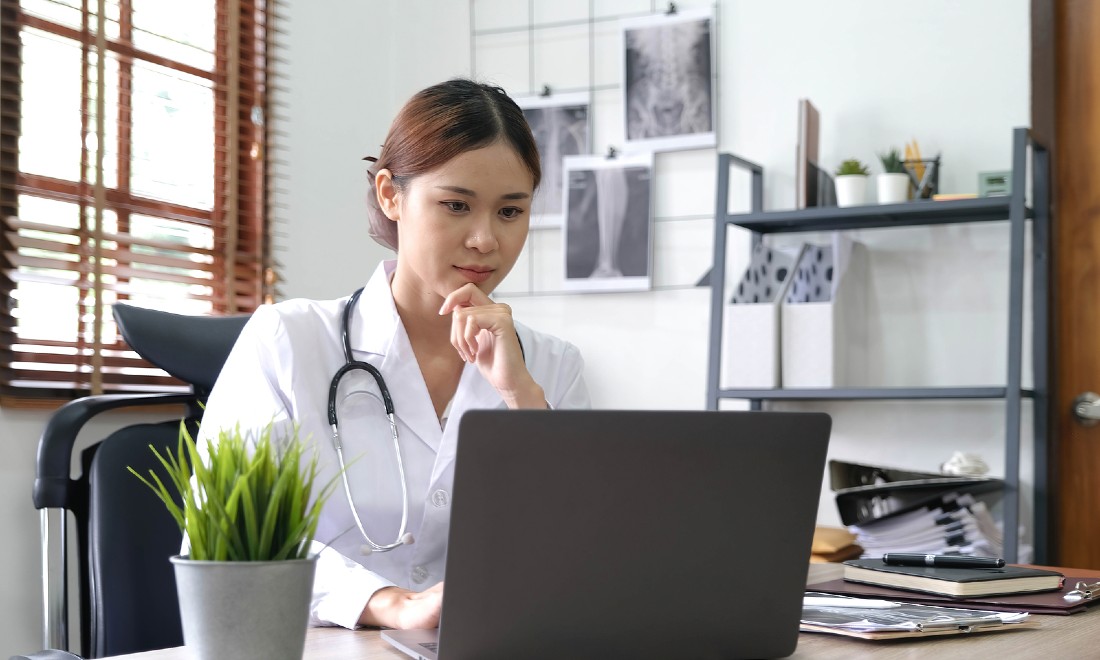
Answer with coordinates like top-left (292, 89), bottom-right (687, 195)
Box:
top-left (274, 0), bottom-right (1031, 529)
top-left (0, 1), bottom-right (1032, 655)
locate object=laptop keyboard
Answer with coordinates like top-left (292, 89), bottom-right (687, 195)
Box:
top-left (419, 642), bottom-right (439, 652)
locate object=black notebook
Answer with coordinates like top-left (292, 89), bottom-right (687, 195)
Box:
top-left (842, 559), bottom-right (1064, 598)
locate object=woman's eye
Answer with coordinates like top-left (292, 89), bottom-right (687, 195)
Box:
top-left (499, 206), bottom-right (524, 220)
top-left (442, 201), bottom-right (469, 213)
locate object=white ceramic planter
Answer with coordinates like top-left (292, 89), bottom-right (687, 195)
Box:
top-left (171, 555), bottom-right (317, 660)
top-left (834, 175), bottom-right (868, 207)
top-left (876, 173), bottom-right (910, 204)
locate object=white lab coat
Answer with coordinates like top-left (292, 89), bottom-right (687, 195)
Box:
top-left (196, 260), bottom-right (590, 628)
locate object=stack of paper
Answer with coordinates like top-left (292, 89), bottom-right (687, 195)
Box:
top-left (849, 493), bottom-right (1003, 558)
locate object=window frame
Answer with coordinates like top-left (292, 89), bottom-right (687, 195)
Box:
top-left (0, 0), bottom-right (277, 404)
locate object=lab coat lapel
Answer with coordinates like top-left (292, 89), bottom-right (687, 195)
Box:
top-left (431, 362), bottom-right (505, 482)
top-left (352, 261), bottom-right (443, 453)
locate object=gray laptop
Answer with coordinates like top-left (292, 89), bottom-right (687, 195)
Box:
top-left (384, 409), bottom-right (831, 660)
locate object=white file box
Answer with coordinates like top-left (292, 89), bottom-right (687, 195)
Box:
top-left (721, 244), bottom-right (805, 389)
top-left (781, 236), bottom-right (868, 388)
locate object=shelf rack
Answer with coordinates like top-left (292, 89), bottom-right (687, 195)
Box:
top-left (705, 128), bottom-right (1051, 564)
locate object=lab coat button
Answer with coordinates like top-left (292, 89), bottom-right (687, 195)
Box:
top-left (431, 489), bottom-right (449, 507)
top-left (412, 565), bottom-right (429, 584)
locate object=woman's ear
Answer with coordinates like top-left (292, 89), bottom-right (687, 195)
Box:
top-left (375, 169), bottom-right (401, 221)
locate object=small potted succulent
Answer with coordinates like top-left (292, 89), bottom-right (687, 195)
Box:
top-left (834, 158), bottom-right (870, 207)
top-left (876, 148), bottom-right (910, 204)
top-left (130, 421), bottom-right (337, 660)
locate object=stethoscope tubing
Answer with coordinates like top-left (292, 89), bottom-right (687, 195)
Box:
top-left (329, 287), bottom-right (409, 554)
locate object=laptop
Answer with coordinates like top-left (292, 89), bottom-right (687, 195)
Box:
top-left (384, 409), bottom-right (831, 660)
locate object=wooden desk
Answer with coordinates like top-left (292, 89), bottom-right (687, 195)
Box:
top-left (109, 564), bottom-right (1100, 659)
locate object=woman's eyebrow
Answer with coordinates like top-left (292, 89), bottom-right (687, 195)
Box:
top-left (436, 185), bottom-right (477, 196)
top-left (435, 185), bottom-right (531, 201)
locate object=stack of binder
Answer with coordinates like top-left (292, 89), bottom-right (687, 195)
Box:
top-left (830, 460), bottom-right (1009, 559)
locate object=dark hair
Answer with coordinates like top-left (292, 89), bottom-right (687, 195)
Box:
top-left (366, 79), bottom-right (541, 250)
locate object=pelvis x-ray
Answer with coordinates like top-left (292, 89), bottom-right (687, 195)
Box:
top-left (623, 12), bottom-right (714, 149)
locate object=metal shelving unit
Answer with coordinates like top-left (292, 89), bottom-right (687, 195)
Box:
top-left (705, 128), bottom-right (1051, 564)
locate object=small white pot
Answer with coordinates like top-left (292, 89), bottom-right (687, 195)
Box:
top-left (876, 173), bottom-right (910, 204)
top-left (834, 175), bottom-right (868, 207)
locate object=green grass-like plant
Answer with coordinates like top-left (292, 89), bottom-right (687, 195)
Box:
top-left (835, 158), bottom-right (870, 177)
top-left (129, 421), bottom-right (338, 561)
top-left (877, 148), bottom-right (907, 174)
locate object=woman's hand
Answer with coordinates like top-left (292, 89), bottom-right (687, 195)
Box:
top-left (360, 582), bottom-right (444, 629)
top-left (438, 283), bottom-right (545, 409)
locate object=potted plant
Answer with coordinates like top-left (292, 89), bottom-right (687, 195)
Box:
top-left (834, 158), bottom-right (870, 207)
top-left (130, 421), bottom-right (337, 660)
top-left (876, 148), bottom-right (910, 204)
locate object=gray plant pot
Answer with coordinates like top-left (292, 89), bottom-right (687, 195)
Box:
top-left (171, 555), bottom-right (317, 660)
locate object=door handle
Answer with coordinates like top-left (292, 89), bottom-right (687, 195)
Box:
top-left (1073, 392), bottom-right (1100, 426)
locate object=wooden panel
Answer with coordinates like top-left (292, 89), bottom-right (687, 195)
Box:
top-left (1050, 0), bottom-right (1100, 567)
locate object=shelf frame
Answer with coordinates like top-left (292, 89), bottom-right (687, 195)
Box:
top-left (705, 128), bottom-right (1051, 564)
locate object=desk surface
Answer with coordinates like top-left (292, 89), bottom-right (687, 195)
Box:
top-left (110, 564), bottom-right (1100, 660)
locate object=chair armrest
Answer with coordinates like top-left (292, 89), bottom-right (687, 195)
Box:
top-left (33, 393), bottom-right (197, 510)
top-left (10, 650), bottom-right (84, 660)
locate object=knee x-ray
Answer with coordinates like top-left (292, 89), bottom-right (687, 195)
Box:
top-left (562, 153), bottom-right (653, 292)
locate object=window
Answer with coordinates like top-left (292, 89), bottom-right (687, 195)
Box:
top-left (0, 0), bottom-right (278, 402)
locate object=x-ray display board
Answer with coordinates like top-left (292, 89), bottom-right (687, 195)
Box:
top-left (622, 8), bottom-right (716, 152)
top-left (518, 92), bottom-right (591, 229)
top-left (562, 153), bottom-right (654, 292)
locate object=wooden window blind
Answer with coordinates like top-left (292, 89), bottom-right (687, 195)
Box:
top-left (0, 0), bottom-right (280, 404)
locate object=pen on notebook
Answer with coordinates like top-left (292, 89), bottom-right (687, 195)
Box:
top-left (803, 596), bottom-right (900, 609)
top-left (882, 553), bottom-right (1006, 569)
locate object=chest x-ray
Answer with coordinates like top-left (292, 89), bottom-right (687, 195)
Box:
top-left (623, 9), bottom-right (716, 152)
top-left (519, 93), bottom-right (590, 229)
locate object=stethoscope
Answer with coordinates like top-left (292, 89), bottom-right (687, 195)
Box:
top-left (327, 286), bottom-right (524, 555)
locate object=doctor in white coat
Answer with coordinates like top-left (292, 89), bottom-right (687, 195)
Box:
top-left (196, 79), bottom-right (589, 632)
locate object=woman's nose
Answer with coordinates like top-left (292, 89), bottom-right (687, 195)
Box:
top-left (465, 217), bottom-right (499, 252)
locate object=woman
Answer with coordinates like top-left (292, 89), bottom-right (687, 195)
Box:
top-left (196, 79), bottom-right (590, 631)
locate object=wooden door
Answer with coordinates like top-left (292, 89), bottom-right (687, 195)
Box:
top-left (1033, 0), bottom-right (1100, 568)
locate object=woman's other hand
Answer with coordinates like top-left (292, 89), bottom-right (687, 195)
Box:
top-left (360, 582), bottom-right (444, 630)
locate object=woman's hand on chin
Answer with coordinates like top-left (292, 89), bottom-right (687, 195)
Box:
top-left (438, 283), bottom-right (546, 409)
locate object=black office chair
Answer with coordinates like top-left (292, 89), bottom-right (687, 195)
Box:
top-left (12, 304), bottom-right (251, 660)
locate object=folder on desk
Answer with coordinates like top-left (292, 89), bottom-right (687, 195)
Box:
top-left (830, 459), bottom-right (1003, 526)
top-left (806, 576), bottom-right (1100, 616)
top-left (801, 592), bottom-right (1038, 640)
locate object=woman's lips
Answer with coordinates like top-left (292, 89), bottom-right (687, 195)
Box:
top-left (455, 265), bottom-right (494, 283)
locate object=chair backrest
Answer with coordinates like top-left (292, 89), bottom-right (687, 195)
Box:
top-left (85, 421), bottom-right (193, 657)
top-left (31, 305), bottom-right (251, 658)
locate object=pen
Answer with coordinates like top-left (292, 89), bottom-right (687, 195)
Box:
top-left (803, 596), bottom-right (900, 609)
top-left (882, 553), bottom-right (1005, 569)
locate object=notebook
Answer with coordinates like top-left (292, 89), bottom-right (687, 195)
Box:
top-left (383, 409), bottom-right (832, 660)
top-left (842, 559), bottom-right (1064, 598)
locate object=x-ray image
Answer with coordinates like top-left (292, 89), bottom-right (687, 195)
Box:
top-left (562, 153), bottom-right (653, 292)
top-left (518, 93), bottom-right (590, 229)
top-left (622, 8), bottom-right (716, 152)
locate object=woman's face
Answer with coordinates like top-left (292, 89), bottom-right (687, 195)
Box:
top-left (382, 141), bottom-right (534, 301)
